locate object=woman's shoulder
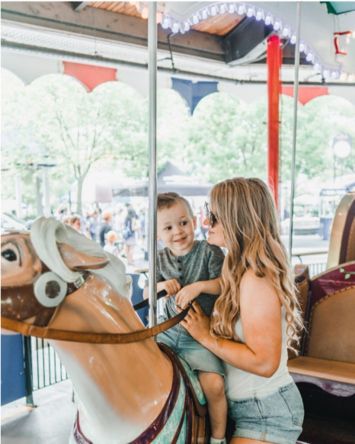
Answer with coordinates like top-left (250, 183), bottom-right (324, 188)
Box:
top-left (240, 269), bottom-right (276, 300)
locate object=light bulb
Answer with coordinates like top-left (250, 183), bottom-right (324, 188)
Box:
top-left (172, 22), bottom-right (180, 33)
top-left (265, 14), bottom-right (273, 26)
top-left (201, 8), bottom-right (208, 19)
top-left (306, 52), bottom-right (314, 62)
top-left (219, 4), bottom-right (227, 14)
top-left (273, 20), bottom-right (281, 31)
top-left (256, 9), bottom-right (264, 21)
top-left (238, 4), bottom-right (246, 15)
top-left (162, 17), bottom-right (171, 29)
top-left (282, 27), bottom-right (290, 37)
top-left (246, 7), bottom-right (255, 17)
top-left (228, 3), bottom-right (235, 13)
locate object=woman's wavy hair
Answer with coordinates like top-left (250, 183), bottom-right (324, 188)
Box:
top-left (210, 177), bottom-right (303, 351)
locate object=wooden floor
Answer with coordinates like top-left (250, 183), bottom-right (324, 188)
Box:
top-left (1, 380), bottom-right (355, 443)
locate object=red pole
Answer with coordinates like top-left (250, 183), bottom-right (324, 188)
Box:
top-left (267, 35), bottom-right (282, 208)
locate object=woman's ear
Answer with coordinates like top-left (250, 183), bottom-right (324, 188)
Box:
top-left (58, 243), bottom-right (109, 270)
top-left (193, 216), bottom-right (197, 230)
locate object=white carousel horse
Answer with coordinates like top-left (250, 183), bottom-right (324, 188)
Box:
top-left (1, 217), bottom-right (207, 444)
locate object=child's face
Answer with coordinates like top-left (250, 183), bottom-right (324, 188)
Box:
top-left (157, 201), bottom-right (196, 256)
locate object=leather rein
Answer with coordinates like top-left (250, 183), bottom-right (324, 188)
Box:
top-left (2, 268), bottom-right (190, 344)
top-left (1, 307), bottom-right (189, 344)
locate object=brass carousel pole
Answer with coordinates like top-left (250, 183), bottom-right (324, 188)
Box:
top-left (148, 2), bottom-right (158, 327)
top-left (288, 2), bottom-right (302, 260)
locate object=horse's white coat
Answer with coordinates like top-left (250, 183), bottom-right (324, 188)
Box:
top-left (54, 347), bottom-right (143, 444)
top-left (26, 218), bottom-right (174, 443)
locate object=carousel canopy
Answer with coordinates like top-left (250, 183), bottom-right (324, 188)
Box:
top-left (2, 1), bottom-right (355, 83)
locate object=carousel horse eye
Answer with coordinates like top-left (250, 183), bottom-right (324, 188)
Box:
top-left (45, 280), bottom-right (61, 298)
top-left (2, 249), bottom-right (17, 262)
top-left (34, 272), bottom-right (68, 308)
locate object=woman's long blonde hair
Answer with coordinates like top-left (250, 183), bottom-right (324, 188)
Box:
top-left (210, 178), bottom-right (303, 350)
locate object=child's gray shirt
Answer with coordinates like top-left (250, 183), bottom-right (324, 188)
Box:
top-left (157, 240), bottom-right (225, 319)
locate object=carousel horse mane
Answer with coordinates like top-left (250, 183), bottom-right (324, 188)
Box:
top-left (30, 217), bottom-right (131, 300)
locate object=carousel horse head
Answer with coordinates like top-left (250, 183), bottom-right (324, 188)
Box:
top-left (1, 217), bottom-right (131, 327)
top-left (1, 217), bottom-right (207, 444)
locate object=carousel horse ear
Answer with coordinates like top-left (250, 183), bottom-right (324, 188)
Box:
top-left (34, 272), bottom-right (68, 308)
top-left (58, 243), bottom-right (109, 270)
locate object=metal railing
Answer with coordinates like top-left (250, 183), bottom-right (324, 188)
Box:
top-left (291, 249), bottom-right (328, 278)
top-left (28, 337), bottom-right (68, 393)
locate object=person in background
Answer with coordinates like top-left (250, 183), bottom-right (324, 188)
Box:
top-left (146, 192), bottom-right (227, 444)
top-left (104, 230), bottom-right (121, 258)
top-left (182, 177), bottom-right (304, 444)
top-left (123, 204), bottom-right (139, 265)
top-left (99, 210), bottom-right (113, 247)
top-left (63, 214), bottom-right (82, 233)
top-left (69, 215), bottom-right (82, 233)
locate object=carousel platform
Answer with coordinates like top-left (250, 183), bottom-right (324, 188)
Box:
top-left (1, 380), bottom-right (75, 444)
top-left (2, 379), bottom-right (355, 444)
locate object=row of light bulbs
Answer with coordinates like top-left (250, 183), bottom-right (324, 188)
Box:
top-left (129, 1), bottom-right (354, 82)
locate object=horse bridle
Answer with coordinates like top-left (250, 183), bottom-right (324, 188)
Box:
top-left (1, 255), bottom-right (190, 344)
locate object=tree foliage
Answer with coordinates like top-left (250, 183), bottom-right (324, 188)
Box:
top-left (2, 67), bottom-right (355, 217)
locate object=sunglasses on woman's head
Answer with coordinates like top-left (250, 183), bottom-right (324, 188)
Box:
top-left (204, 202), bottom-right (218, 227)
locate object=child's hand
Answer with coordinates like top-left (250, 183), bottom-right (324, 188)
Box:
top-left (175, 282), bottom-right (201, 309)
top-left (158, 279), bottom-right (181, 296)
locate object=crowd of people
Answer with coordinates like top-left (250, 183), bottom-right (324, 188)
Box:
top-left (58, 202), bottom-right (145, 266)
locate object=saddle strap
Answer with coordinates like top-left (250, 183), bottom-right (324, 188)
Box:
top-left (0, 308), bottom-right (189, 344)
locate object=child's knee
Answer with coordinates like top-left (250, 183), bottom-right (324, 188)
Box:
top-left (200, 373), bottom-right (225, 398)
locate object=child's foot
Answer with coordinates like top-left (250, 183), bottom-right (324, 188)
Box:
top-left (210, 438), bottom-right (226, 444)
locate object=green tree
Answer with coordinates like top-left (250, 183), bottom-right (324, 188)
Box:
top-left (186, 92), bottom-right (266, 182)
top-left (2, 74), bottom-right (147, 214)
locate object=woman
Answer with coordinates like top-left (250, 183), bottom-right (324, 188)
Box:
top-left (182, 177), bottom-right (304, 444)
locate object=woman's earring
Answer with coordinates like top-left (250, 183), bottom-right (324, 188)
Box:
top-left (33, 272), bottom-right (68, 307)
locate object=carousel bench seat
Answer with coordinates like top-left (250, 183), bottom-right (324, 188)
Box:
top-left (289, 262), bottom-right (355, 396)
top-left (288, 357), bottom-right (355, 386)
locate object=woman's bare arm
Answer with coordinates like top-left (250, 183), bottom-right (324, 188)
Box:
top-left (182, 271), bottom-right (282, 377)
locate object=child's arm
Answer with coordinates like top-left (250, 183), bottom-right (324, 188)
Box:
top-left (175, 277), bottom-right (221, 309)
top-left (143, 279), bottom-right (181, 300)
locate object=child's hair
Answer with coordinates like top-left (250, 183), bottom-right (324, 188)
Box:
top-left (209, 177), bottom-right (303, 352)
top-left (157, 192), bottom-right (193, 217)
top-left (69, 215), bottom-right (81, 226)
top-left (106, 230), bottom-right (118, 244)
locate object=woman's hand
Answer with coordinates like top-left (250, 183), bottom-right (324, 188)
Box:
top-left (175, 282), bottom-right (201, 309)
top-left (181, 302), bottom-right (211, 344)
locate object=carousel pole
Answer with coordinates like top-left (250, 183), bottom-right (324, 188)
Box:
top-left (288, 2), bottom-right (302, 259)
top-left (267, 35), bottom-right (282, 209)
top-left (148, 2), bottom-right (158, 327)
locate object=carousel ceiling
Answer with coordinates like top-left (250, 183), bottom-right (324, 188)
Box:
top-left (2, 1), bottom-right (355, 82)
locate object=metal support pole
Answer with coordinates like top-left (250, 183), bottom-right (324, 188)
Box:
top-left (43, 167), bottom-right (50, 217)
top-left (24, 336), bottom-right (36, 407)
top-left (267, 35), bottom-right (282, 209)
top-left (148, 2), bottom-right (157, 327)
top-left (288, 2), bottom-right (302, 259)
